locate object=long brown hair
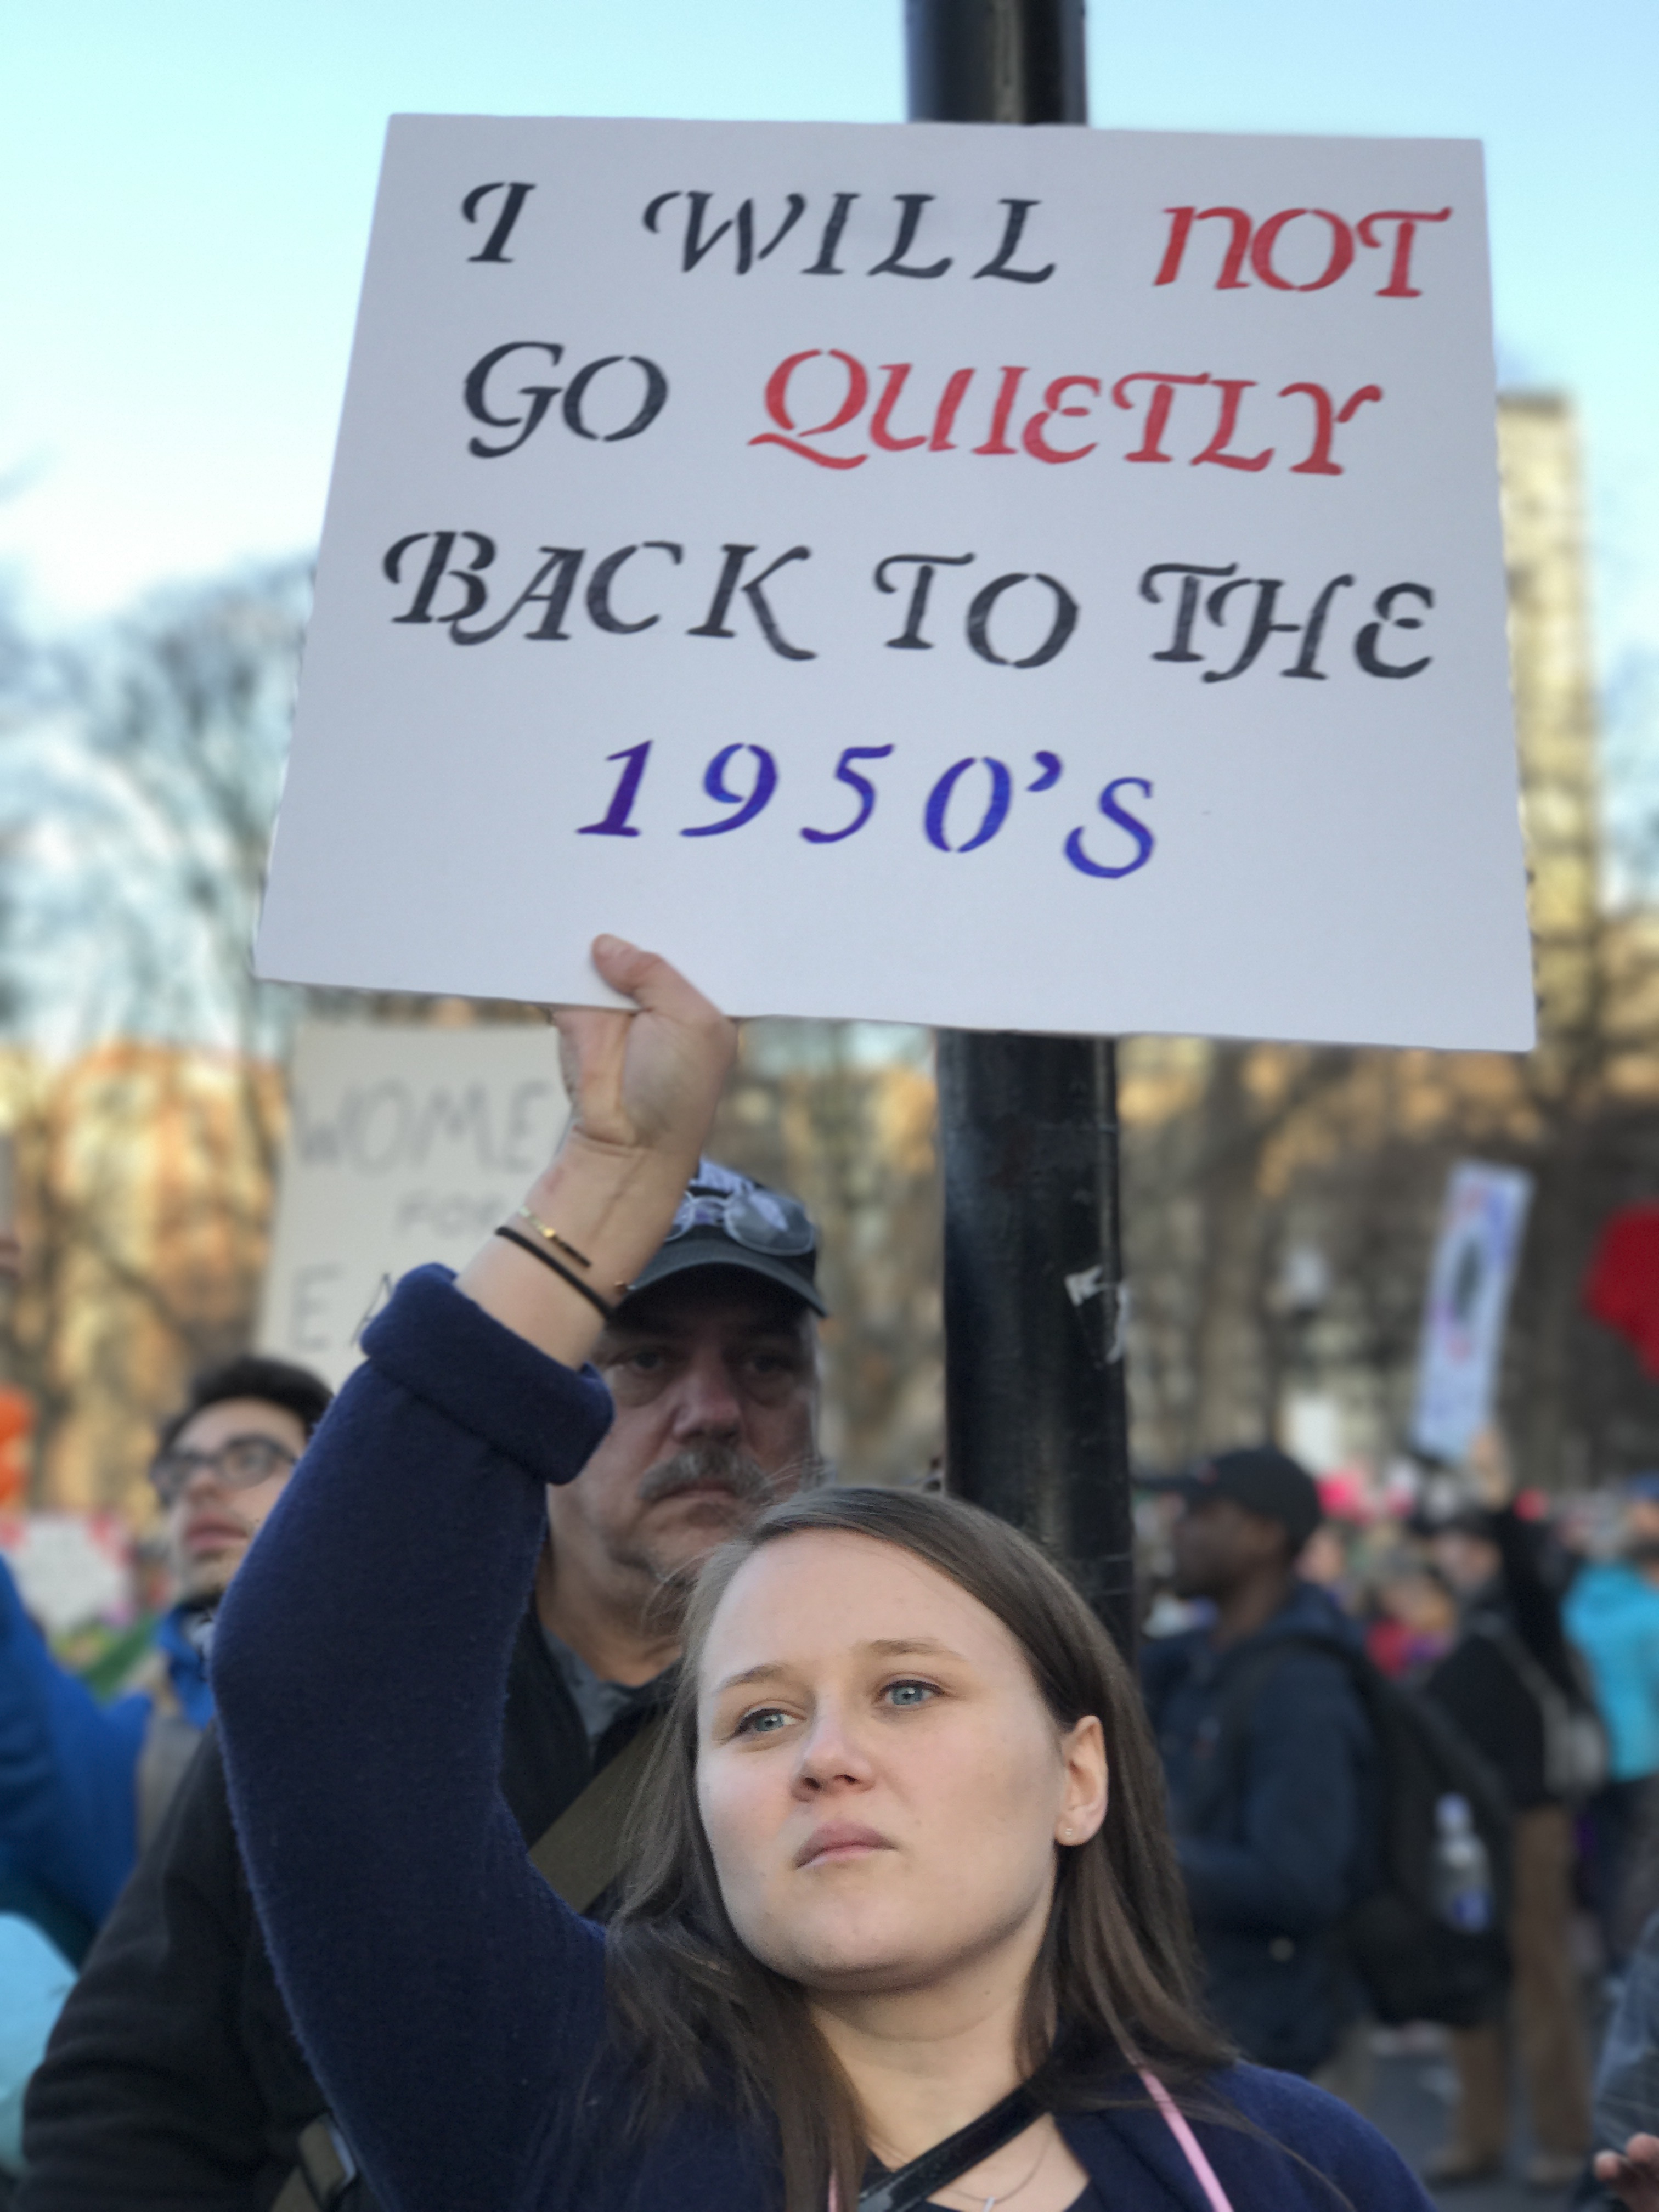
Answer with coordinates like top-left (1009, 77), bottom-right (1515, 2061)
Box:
top-left (606, 1487), bottom-right (1232, 2212)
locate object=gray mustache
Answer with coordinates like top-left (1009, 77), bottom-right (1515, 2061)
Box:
top-left (636, 1443), bottom-right (775, 1508)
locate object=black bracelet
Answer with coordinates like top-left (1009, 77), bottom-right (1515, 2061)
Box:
top-left (493, 1225), bottom-right (617, 1324)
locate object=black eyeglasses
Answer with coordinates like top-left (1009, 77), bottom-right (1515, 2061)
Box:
top-left (150, 1435), bottom-right (299, 1508)
top-left (663, 1182), bottom-right (816, 1257)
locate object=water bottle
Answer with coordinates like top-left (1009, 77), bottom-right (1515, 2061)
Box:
top-left (1432, 1793), bottom-right (1494, 1933)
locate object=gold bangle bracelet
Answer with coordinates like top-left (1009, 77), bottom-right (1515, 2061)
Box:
top-left (516, 1205), bottom-right (594, 1271)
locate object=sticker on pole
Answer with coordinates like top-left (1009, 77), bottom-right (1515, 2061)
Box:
top-left (256, 117), bottom-right (1534, 1048)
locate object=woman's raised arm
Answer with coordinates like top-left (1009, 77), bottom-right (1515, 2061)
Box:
top-left (213, 941), bottom-right (733, 2212)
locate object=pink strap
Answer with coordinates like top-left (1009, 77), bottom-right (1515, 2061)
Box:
top-left (1138, 2070), bottom-right (1236, 2212)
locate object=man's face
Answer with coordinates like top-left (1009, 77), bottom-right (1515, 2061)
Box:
top-left (160, 1397), bottom-right (308, 1602)
top-left (1169, 1495), bottom-right (1286, 1600)
top-left (1432, 1527), bottom-right (1502, 1595)
top-left (546, 1271), bottom-right (821, 1593)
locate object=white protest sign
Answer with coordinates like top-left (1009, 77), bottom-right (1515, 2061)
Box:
top-left (1411, 1159), bottom-right (1534, 1462)
top-left (258, 1024), bottom-right (567, 1387)
top-left (256, 117), bottom-right (1533, 1049)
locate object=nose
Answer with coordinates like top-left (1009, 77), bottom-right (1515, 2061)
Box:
top-left (667, 1345), bottom-right (743, 1443)
top-left (791, 1702), bottom-right (876, 1799)
top-left (178, 1459), bottom-right (228, 1506)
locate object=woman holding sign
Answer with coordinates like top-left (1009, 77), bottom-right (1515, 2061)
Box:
top-left (213, 940), bottom-right (1427, 2212)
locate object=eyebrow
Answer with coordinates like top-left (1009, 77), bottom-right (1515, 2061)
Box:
top-left (710, 1637), bottom-right (966, 1699)
top-left (599, 1322), bottom-right (810, 1353)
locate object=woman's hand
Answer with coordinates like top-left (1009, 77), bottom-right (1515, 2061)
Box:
top-left (1596, 2134), bottom-right (1659, 2210)
top-left (458, 939), bottom-right (735, 1367)
top-left (554, 935), bottom-right (736, 1172)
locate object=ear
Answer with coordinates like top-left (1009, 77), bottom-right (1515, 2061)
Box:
top-left (1054, 1715), bottom-right (1108, 1848)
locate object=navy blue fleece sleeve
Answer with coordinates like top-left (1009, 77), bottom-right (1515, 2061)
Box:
top-left (213, 1267), bottom-right (615, 2212)
top-left (1177, 1653), bottom-right (1367, 1933)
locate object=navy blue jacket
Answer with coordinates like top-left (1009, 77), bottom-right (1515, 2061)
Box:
top-left (1141, 1584), bottom-right (1378, 2075)
top-left (214, 1268), bottom-right (1429, 2212)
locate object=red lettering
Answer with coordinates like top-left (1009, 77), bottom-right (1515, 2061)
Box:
top-left (1022, 375), bottom-right (1101, 465)
top-left (1153, 206), bottom-right (1195, 285)
top-left (1190, 379), bottom-right (1272, 472)
top-left (1249, 209), bottom-right (1355, 292)
top-left (1150, 206), bottom-right (1251, 288)
top-left (1198, 207), bottom-right (1254, 290)
top-left (1280, 381), bottom-right (1384, 475)
top-left (1358, 207), bottom-right (1452, 297)
top-left (749, 349), bottom-right (868, 469)
top-left (973, 366), bottom-right (1029, 455)
top-left (869, 364), bottom-right (927, 452)
top-left (929, 368), bottom-right (975, 451)
top-left (1111, 372), bottom-right (1211, 464)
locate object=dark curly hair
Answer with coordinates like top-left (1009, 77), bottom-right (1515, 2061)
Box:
top-left (157, 1355), bottom-right (333, 1456)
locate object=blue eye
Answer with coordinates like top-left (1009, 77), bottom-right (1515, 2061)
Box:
top-left (885, 1680), bottom-right (936, 1708)
top-left (736, 1707), bottom-right (791, 1737)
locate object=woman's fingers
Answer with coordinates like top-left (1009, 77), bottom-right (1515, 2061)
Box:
top-left (551, 940), bottom-right (736, 1158)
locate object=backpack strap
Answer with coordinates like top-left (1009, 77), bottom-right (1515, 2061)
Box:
top-left (528, 1712), bottom-right (665, 1913)
top-left (270, 2117), bottom-right (359, 2212)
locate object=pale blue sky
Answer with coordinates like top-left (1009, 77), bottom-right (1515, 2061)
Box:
top-left (1, 0), bottom-right (1654, 703)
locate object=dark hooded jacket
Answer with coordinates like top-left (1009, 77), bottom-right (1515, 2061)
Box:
top-left (1141, 1582), bottom-right (1380, 2076)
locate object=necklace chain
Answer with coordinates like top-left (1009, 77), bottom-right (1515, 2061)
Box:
top-left (933, 2121), bottom-right (1052, 2212)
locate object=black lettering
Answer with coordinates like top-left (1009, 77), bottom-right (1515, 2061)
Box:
top-left (643, 191), bottom-right (804, 273)
top-left (966, 574), bottom-right (1079, 669)
top-left (560, 356), bottom-right (669, 442)
top-left (1356, 582), bottom-right (1434, 678)
top-left (450, 546), bottom-right (583, 644)
top-left (1283, 574), bottom-right (1355, 680)
top-left (805, 191), bottom-right (859, 274)
top-left (585, 541), bottom-right (683, 634)
top-left (463, 342), bottom-right (564, 458)
top-left (687, 544), bottom-right (816, 661)
top-left (869, 194), bottom-right (951, 279)
top-left (973, 199), bottom-right (1054, 284)
top-left (385, 532), bottom-right (495, 625)
top-left (757, 195), bottom-right (808, 261)
top-left (1201, 577), bottom-right (1300, 682)
top-left (462, 181), bottom-right (535, 263)
top-left (1140, 561), bottom-right (1238, 662)
top-left (874, 552), bottom-right (975, 650)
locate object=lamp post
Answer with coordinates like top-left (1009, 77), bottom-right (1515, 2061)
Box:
top-left (905, 0), bottom-right (1137, 1657)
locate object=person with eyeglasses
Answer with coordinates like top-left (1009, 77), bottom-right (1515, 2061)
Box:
top-left (0, 1355), bottom-right (331, 1967)
top-left (18, 1156), bottom-right (827, 2212)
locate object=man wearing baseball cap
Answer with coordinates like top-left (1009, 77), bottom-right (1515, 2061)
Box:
top-left (23, 1159), bottom-right (827, 2212)
top-left (1141, 1446), bottom-right (1378, 2082)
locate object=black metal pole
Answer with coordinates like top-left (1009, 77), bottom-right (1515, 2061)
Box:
top-left (905, 0), bottom-right (1137, 1657)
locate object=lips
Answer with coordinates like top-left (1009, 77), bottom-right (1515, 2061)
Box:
top-left (793, 1821), bottom-right (893, 1871)
top-left (182, 1517), bottom-right (248, 1553)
